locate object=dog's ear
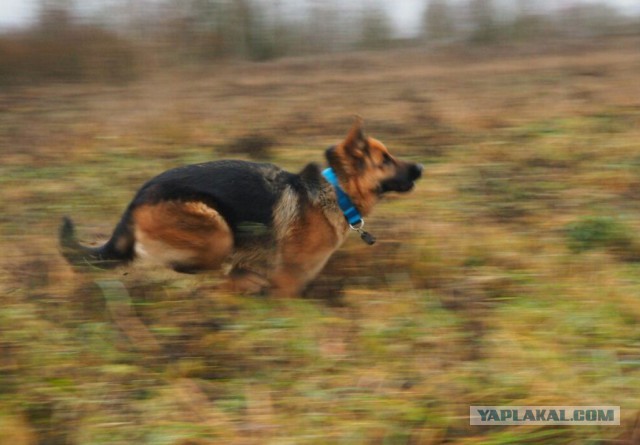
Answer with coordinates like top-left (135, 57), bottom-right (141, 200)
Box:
top-left (343, 116), bottom-right (367, 159)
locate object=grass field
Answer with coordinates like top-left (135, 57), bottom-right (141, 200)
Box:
top-left (1, 37), bottom-right (640, 444)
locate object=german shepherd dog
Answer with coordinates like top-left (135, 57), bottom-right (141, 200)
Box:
top-left (60, 118), bottom-right (422, 296)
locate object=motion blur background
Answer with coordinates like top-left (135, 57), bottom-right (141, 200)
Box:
top-left (1, 1), bottom-right (639, 444)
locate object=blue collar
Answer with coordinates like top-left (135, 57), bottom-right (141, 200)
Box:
top-left (322, 167), bottom-right (363, 226)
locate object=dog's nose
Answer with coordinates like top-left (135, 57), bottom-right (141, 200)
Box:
top-left (410, 163), bottom-right (424, 180)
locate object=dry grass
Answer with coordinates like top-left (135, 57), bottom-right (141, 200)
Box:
top-left (1, 37), bottom-right (640, 444)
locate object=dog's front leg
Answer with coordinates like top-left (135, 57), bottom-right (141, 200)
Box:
top-left (269, 271), bottom-right (306, 298)
top-left (269, 248), bottom-right (335, 297)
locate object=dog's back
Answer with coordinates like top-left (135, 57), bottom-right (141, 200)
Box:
top-left (132, 160), bottom-right (294, 239)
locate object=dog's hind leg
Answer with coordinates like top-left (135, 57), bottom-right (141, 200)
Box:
top-left (132, 201), bottom-right (234, 272)
top-left (222, 268), bottom-right (270, 295)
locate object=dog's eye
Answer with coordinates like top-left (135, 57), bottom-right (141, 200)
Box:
top-left (382, 153), bottom-right (393, 166)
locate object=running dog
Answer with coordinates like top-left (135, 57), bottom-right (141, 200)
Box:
top-left (60, 118), bottom-right (422, 296)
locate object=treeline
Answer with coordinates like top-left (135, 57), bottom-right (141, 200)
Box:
top-left (424, 0), bottom-right (638, 44)
top-left (0, 0), bottom-right (638, 84)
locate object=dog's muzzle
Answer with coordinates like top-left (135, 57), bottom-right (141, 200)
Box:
top-left (410, 163), bottom-right (424, 181)
top-left (380, 162), bottom-right (423, 194)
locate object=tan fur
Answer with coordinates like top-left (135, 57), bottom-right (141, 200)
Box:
top-left (133, 201), bottom-right (233, 270)
top-left (273, 186), bottom-right (300, 242)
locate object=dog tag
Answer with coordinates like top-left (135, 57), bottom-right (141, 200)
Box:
top-left (360, 230), bottom-right (376, 245)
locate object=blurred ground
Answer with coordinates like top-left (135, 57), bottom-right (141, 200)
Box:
top-left (1, 37), bottom-right (640, 444)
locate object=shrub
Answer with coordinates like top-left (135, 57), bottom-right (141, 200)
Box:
top-left (0, 26), bottom-right (137, 85)
top-left (222, 134), bottom-right (275, 160)
top-left (565, 216), bottom-right (639, 260)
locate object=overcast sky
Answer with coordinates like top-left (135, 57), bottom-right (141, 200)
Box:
top-left (1, 0), bottom-right (639, 32)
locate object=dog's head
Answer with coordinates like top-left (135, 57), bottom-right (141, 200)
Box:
top-left (325, 118), bottom-right (422, 211)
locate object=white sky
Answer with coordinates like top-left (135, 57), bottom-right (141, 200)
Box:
top-left (1, 0), bottom-right (639, 31)
top-left (0, 0), bottom-right (33, 28)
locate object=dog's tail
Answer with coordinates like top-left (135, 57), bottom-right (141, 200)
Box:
top-left (59, 214), bottom-right (135, 269)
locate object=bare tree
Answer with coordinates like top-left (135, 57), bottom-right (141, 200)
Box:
top-left (468, 0), bottom-right (498, 42)
top-left (423, 0), bottom-right (456, 42)
top-left (359, 4), bottom-right (394, 49)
